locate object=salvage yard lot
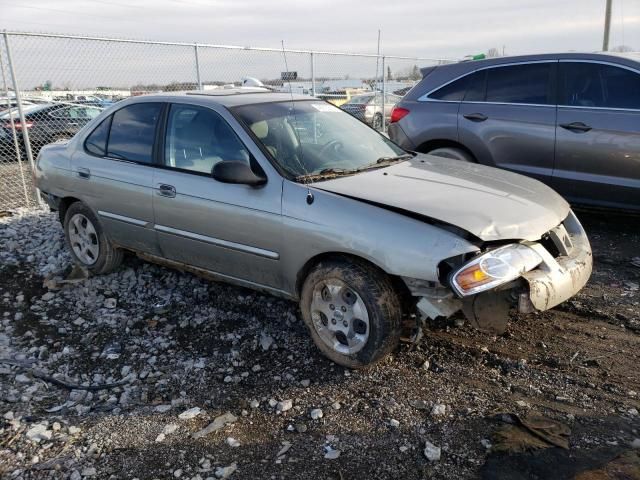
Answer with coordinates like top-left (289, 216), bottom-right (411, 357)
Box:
top-left (0, 208), bottom-right (639, 479)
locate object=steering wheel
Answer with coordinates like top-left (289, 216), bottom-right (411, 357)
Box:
top-left (318, 139), bottom-right (343, 157)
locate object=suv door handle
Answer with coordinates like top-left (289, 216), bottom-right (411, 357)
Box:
top-left (559, 122), bottom-right (592, 133)
top-left (463, 113), bottom-right (488, 122)
top-left (77, 167), bottom-right (90, 179)
top-left (157, 184), bottom-right (176, 198)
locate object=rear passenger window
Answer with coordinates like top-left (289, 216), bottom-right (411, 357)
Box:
top-left (107, 103), bottom-right (161, 163)
top-left (84, 116), bottom-right (111, 157)
top-left (429, 75), bottom-right (469, 101)
top-left (561, 62), bottom-right (640, 109)
top-left (485, 63), bottom-right (553, 105)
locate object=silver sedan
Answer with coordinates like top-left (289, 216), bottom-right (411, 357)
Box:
top-left (35, 89), bottom-right (592, 368)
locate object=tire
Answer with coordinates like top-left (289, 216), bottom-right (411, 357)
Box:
top-left (300, 257), bottom-right (402, 368)
top-left (427, 147), bottom-right (475, 162)
top-left (372, 113), bottom-right (383, 131)
top-left (63, 202), bottom-right (123, 275)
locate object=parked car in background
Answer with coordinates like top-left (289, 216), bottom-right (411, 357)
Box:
top-left (341, 92), bottom-right (402, 129)
top-left (35, 90), bottom-right (591, 368)
top-left (0, 103), bottom-right (102, 157)
top-left (388, 53), bottom-right (640, 211)
top-left (316, 88), bottom-right (369, 106)
top-left (0, 100), bottom-right (35, 114)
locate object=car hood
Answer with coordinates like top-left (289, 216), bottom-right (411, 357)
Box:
top-left (313, 155), bottom-right (570, 242)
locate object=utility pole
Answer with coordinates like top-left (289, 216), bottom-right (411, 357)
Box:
top-left (603, 0), bottom-right (612, 51)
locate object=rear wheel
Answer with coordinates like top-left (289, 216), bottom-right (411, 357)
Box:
top-left (427, 147), bottom-right (475, 162)
top-left (300, 258), bottom-right (402, 368)
top-left (63, 202), bottom-right (123, 275)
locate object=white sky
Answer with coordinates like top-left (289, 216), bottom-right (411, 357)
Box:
top-left (1, 0), bottom-right (639, 58)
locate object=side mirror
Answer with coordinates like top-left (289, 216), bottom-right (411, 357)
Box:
top-left (212, 160), bottom-right (267, 186)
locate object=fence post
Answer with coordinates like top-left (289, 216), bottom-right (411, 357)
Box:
top-left (3, 31), bottom-right (41, 206)
top-left (194, 43), bottom-right (202, 90)
top-left (381, 55), bottom-right (386, 132)
top-left (310, 52), bottom-right (316, 96)
top-left (0, 37), bottom-right (30, 207)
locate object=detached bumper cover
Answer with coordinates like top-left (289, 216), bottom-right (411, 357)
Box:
top-left (522, 211), bottom-right (592, 311)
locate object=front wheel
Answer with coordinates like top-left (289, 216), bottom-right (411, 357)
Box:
top-left (300, 258), bottom-right (402, 368)
top-left (63, 202), bottom-right (123, 275)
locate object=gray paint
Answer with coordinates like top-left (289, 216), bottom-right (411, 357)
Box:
top-left (390, 52), bottom-right (640, 211)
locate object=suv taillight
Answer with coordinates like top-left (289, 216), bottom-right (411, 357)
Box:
top-left (390, 107), bottom-right (409, 123)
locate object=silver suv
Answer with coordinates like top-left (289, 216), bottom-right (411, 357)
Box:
top-left (388, 53), bottom-right (640, 211)
top-left (35, 89), bottom-right (592, 367)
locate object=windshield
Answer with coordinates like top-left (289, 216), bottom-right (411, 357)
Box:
top-left (233, 100), bottom-right (408, 180)
top-left (0, 103), bottom-right (50, 119)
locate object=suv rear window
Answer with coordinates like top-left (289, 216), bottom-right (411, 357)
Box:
top-left (429, 75), bottom-right (469, 101)
top-left (485, 63), bottom-right (553, 105)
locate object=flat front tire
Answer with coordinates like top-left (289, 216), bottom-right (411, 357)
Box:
top-left (300, 258), bottom-right (402, 368)
top-left (63, 202), bottom-right (123, 275)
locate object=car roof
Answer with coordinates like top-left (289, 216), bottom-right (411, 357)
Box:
top-left (431, 52), bottom-right (640, 73)
top-left (138, 88), bottom-right (312, 107)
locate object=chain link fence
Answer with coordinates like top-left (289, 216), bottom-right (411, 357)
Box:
top-left (0, 31), bottom-right (451, 210)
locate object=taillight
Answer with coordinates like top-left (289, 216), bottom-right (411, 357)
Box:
top-left (390, 107), bottom-right (409, 123)
top-left (10, 121), bottom-right (34, 130)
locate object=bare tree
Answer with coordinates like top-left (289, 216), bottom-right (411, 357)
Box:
top-left (486, 47), bottom-right (501, 58)
top-left (611, 45), bottom-right (635, 52)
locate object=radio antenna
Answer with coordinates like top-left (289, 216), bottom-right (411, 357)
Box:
top-left (281, 40), bottom-right (314, 204)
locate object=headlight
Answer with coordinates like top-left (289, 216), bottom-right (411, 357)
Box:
top-left (450, 243), bottom-right (542, 296)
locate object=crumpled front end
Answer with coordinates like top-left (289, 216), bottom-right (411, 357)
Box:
top-left (521, 210), bottom-right (592, 311)
top-left (411, 210), bottom-right (592, 334)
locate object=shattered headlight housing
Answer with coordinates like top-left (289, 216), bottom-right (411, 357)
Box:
top-left (450, 243), bottom-right (542, 297)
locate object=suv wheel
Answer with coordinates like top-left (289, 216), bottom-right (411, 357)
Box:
top-left (63, 202), bottom-right (123, 275)
top-left (300, 258), bottom-right (402, 368)
top-left (428, 147), bottom-right (475, 162)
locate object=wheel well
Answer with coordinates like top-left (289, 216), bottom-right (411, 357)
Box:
top-left (58, 196), bottom-right (81, 224)
top-left (415, 139), bottom-right (477, 161)
top-left (295, 252), bottom-right (411, 303)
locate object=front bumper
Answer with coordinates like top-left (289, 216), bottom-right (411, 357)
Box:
top-left (522, 210), bottom-right (592, 311)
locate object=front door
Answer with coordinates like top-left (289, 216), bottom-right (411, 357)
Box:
top-left (152, 103), bottom-right (283, 290)
top-left (554, 60), bottom-right (640, 209)
top-left (458, 62), bottom-right (557, 185)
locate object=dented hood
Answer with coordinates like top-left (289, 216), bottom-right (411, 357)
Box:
top-left (313, 155), bottom-right (570, 241)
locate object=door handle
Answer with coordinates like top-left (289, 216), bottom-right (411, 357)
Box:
top-left (157, 184), bottom-right (176, 198)
top-left (77, 167), bottom-right (90, 179)
top-left (559, 122), bottom-right (592, 133)
top-left (463, 113), bottom-right (488, 122)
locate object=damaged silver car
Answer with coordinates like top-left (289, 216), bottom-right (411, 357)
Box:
top-left (35, 90), bottom-right (592, 368)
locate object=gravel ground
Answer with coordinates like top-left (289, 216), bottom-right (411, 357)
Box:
top-left (0, 208), bottom-right (638, 479)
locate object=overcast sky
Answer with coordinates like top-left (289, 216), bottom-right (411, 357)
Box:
top-left (2, 0), bottom-right (639, 58)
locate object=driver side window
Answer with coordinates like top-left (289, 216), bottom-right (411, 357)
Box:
top-left (165, 104), bottom-right (250, 174)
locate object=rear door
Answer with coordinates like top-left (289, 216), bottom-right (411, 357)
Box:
top-left (554, 61), bottom-right (640, 209)
top-left (71, 101), bottom-right (162, 254)
top-left (152, 102), bottom-right (283, 290)
top-left (458, 61), bottom-right (557, 185)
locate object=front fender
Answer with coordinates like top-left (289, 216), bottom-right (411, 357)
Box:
top-left (280, 180), bottom-right (479, 296)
